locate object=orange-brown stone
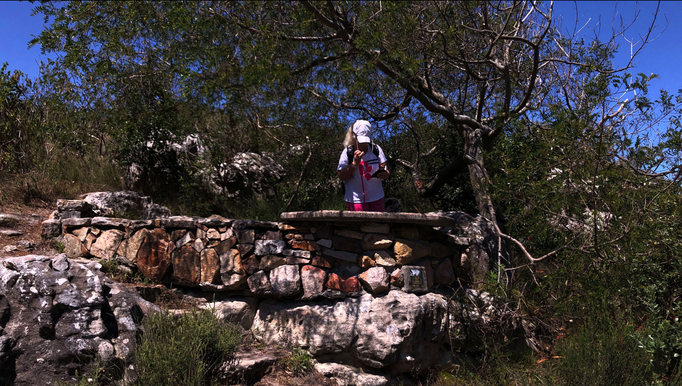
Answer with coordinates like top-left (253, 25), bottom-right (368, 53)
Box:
top-left (136, 228), bottom-right (172, 282)
top-left (326, 273), bottom-right (360, 293)
top-left (172, 244), bottom-right (201, 287)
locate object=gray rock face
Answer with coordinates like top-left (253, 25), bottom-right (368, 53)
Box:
top-left (314, 362), bottom-right (389, 386)
top-left (0, 214), bottom-right (21, 228)
top-left (251, 290), bottom-right (452, 373)
top-left (202, 297), bottom-right (259, 330)
top-left (210, 152), bottom-right (285, 199)
top-left (254, 240), bottom-right (286, 256)
top-left (0, 255), bottom-right (157, 386)
top-left (269, 265), bottom-right (301, 297)
top-left (80, 191), bottom-right (171, 220)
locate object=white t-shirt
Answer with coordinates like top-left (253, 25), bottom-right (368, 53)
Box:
top-left (337, 144), bottom-right (387, 203)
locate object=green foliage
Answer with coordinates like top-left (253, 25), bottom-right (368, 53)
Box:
top-left (135, 309), bottom-right (241, 386)
top-left (280, 346), bottom-right (313, 377)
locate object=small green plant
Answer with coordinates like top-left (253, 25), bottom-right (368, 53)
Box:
top-left (280, 346), bottom-right (313, 377)
top-left (53, 241), bottom-right (65, 253)
top-left (135, 309), bottom-right (241, 386)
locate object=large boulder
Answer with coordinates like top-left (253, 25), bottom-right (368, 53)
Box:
top-left (0, 255), bottom-right (158, 386)
top-left (209, 152), bottom-right (285, 199)
top-left (81, 191), bottom-right (171, 220)
top-left (251, 289), bottom-right (535, 375)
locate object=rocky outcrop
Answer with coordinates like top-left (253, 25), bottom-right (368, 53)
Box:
top-left (0, 255), bottom-right (158, 385)
top-left (250, 289), bottom-right (533, 375)
top-left (50, 191), bottom-right (171, 222)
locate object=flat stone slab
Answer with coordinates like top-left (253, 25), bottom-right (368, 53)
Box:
top-left (280, 210), bottom-right (458, 226)
top-left (0, 230), bottom-right (23, 236)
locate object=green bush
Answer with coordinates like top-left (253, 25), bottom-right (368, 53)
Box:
top-left (280, 346), bottom-right (313, 377)
top-left (135, 309), bottom-right (241, 386)
top-left (555, 315), bottom-right (653, 386)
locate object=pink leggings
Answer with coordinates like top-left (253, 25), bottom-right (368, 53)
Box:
top-left (346, 198), bottom-right (385, 212)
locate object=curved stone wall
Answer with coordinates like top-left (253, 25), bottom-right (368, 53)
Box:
top-left (42, 209), bottom-right (497, 298)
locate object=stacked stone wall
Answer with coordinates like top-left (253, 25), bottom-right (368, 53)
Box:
top-left (42, 209), bottom-right (492, 298)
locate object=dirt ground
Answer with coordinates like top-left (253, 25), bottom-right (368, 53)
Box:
top-left (0, 202), bottom-right (56, 258)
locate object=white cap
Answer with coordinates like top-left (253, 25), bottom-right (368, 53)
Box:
top-left (352, 120), bottom-right (372, 143)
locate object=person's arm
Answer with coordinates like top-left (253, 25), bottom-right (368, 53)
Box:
top-left (377, 162), bottom-right (389, 179)
top-left (338, 149), bottom-right (365, 181)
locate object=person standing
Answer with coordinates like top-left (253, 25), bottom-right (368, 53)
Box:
top-left (337, 120), bottom-right (389, 212)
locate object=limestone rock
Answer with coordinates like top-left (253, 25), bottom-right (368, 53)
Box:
top-left (172, 244), bottom-right (201, 286)
top-left (236, 228), bottom-right (255, 244)
top-left (262, 230), bottom-right (282, 240)
top-left (332, 235), bottom-right (362, 253)
top-left (251, 291), bottom-right (453, 373)
top-left (289, 240), bottom-right (319, 251)
top-left (334, 229), bottom-right (364, 240)
top-left (136, 228), bottom-right (172, 281)
top-left (41, 219), bottom-right (62, 239)
top-left (116, 228), bottom-right (149, 265)
top-left (203, 296), bottom-right (259, 330)
top-left (0, 230), bottom-right (22, 236)
top-left (372, 250), bottom-right (397, 267)
top-left (0, 214), bottom-right (21, 227)
top-left (392, 226), bottom-right (420, 239)
top-left (393, 239), bottom-right (429, 265)
top-left (221, 351), bottom-right (278, 385)
top-left (254, 240), bottom-right (286, 256)
top-left (314, 362), bottom-right (389, 386)
top-left (81, 191), bottom-right (170, 219)
top-left (259, 255), bottom-right (286, 271)
top-left (282, 249), bottom-right (311, 258)
top-left (301, 265), bottom-right (326, 300)
top-left (312, 255), bottom-right (334, 269)
top-left (90, 229), bottom-right (125, 260)
top-left (360, 223), bottom-right (390, 234)
top-left (200, 248), bottom-right (221, 284)
top-left (323, 249), bottom-right (358, 263)
top-left (326, 273), bottom-right (360, 293)
top-left (361, 233), bottom-right (394, 250)
top-left (220, 249), bottom-right (247, 289)
top-left (361, 255), bottom-right (376, 268)
top-left (243, 255), bottom-right (260, 275)
top-left (317, 238), bottom-right (333, 248)
top-left (72, 227), bottom-right (89, 242)
top-left (390, 269), bottom-right (404, 287)
top-left (435, 258), bottom-right (456, 285)
top-left (161, 216), bottom-right (197, 228)
top-left (429, 241), bottom-right (451, 259)
top-left (247, 270), bottom-right (272, 295)
top-left (215, 236), bottom-right (238, 255)
top-left (175, 230), bottom-right (194, 249)
top-left (269, 265), bottom-right (301, 297)
top-left (63, 234), bottom-right (88, 259)
top-left (359, 267), bottom-right (389, 294)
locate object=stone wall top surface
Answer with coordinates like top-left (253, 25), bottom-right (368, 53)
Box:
top-left (280, 210), bottom-right (457, 226)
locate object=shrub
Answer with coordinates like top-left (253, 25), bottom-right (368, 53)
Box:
top-left (280, 346), bottom-right (313, 377)
top-left (135, 309), bottom-right (241, 386)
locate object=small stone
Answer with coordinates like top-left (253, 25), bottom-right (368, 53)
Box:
top-left (316, 238), bottom-right (332, 248)
top-left (301, 265), bottom-right (326, 299)
top-left (0, 230), bottom-right (22, 236)
top-left (360, 255), bottom-right (376, 268)
top-left (72, 227), bottom-right (89, 242)
top-left (41, 219), bottom-right (62, 239)
top-left (254, 240), bottom-right (286, 256)
top-left (429, 241), bottom-right (451, 259)
top-left (0, 214), bottom-right (21, 227)
top-left (247, 271), bottom-right (271, 294)
top-left (236, 229), bottom-right (255, 244)
top-left (286, 256), bottom-right (310, 265)
top-left (207, 228), bottom-right (221, 240)
top-left (51, 254), bottom-right (70, 271)
top-left (200, 248), bottom-right (221, 284)
top-left (435, 258), bottom-right (456, 285)
top-left (332, 235), bottom-right (362, 253)
top-left (193, 238), bottom-right (205, 253)
top-left (2, 245), bottom-right (17, 253)
top-left (358, 267), bottom-right (389, 294)
top-left (372, 250), bottom-right (397, 267)
top-left (237, 243), bottom-right (255, 257)
top-left (323, 249), bottom-right (358, 263)
top-left (175, 231), bottom-right (194, 249)
top-left (136, 228), bottom-right (172, 282)
top-left (289, 240), bottom-right (319, 251)
top-left (116, 228), bottom-right (149, 265)
top-left (360, 223), bottom-right (390, 234)
top-left (215, 236), bottom-right (237, 255)
top-left (84, 232), bottom-right (97, 251)
top-left (170, 229), bottom-right (187, 243)
top-left (17, 240), bottom-right (34, 250)
top-left (61, 218), bottom-right (91, 228)
top-left (243, 255), bottom-right (260, 275)
top-left (63, 234), bottom-right (88, 259)
top-left (304, 233), bottom-right (315, 241)
top-left (262, 231), bottom-right (282, 240)
top-left (90, 229), bottom-right (126, 259)
top-left (361, 233), bottom-right (394, 250)
top-left (392, 226), bottom-right (420, 239)
top-left (278, 224), bottom-right (308, 232)
top-left (172, 244), bottom-right (201, 287)
top-left (282, 249), bottom-right (311, 258)
top-left (326, 273), bottom-right (359, 293)
top-left (259, 255), bottom-right (286, 271)
top-left (334, 229), bottom-right (365, 239)
top-left (394, 239), bottom-right (429, 265)
top-left (220, 228), bottom-right (235, 241)
top-left (312, 255), bottom-right (334, 269)
top-left (390, 269), bottom-right (404, 287)
top-left (220, 249), bottom-right (245, 276)
top-left (270, 265), bottom-right (301, 297)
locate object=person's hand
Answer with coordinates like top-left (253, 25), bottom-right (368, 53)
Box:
top-left (377, 169), bottom-right (389, 179)
top-left (352, 149), bottom-right (365, 166)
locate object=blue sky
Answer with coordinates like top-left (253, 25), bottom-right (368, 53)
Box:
top-left (1, 1), bottom-right (681, 95)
